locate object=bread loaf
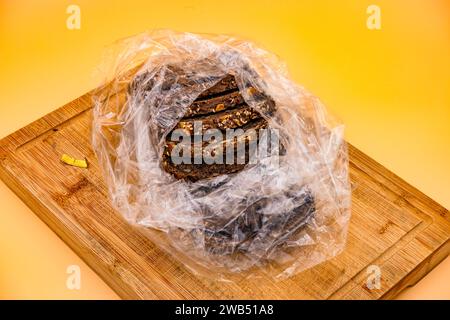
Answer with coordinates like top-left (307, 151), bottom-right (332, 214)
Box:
top-left (129, 62), bottom-right (315, 257)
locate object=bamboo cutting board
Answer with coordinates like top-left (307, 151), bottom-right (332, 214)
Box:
top-left (0, 91), bottom-right (449, 299)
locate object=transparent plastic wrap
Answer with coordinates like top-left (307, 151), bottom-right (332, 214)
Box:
top-left (92, 30), bottom-right (351, 280)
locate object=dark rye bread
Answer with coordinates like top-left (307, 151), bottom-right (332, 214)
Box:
top-left (129, 66), bottom-right (238, 99)
top-left (150, 66), bottom-right (276, 180)
top-left (129, 62), bottom-right (315, 259)
top-left (197, 74), bottom-right (238, 99)
top-left (184, 90), bottom-right (244, 117)
top-left (164, 117), bottom-right (268, 160)
top-left (162, 160), bottom-right (247, 182)
top-left (174, 105), bottom-right (262, 135)
top-left (162, 117), bottom-right (269, 181)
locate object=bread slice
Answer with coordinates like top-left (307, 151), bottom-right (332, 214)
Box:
top-left (164, 117), bottom-right (268, 158)
top-left (184, 90), bottom-right (245, 117)
top-left (174, 104), bottom-right (262, 135)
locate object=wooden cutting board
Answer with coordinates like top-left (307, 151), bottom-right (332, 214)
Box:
top-left (0, 91), bottom-right (449, 300)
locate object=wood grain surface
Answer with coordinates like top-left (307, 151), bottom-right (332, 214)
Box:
top-left (0, 91), bottom-right (449, 300)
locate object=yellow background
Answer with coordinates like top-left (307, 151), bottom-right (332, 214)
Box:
top-left (0, 0), bottom-right (449, 299)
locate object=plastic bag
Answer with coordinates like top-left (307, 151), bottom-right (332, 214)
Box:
top-left (92, 30), bottom-right (351, 280)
